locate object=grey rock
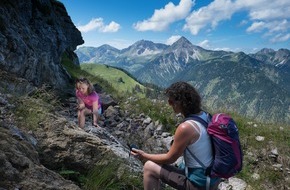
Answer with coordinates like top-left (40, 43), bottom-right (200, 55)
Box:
top-left (0, 0), bottom-right (84, 90)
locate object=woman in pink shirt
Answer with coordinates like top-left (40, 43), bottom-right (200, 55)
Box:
top-left (75, 78), bottom-right (102, 129)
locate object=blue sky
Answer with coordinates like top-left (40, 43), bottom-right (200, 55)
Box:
top-left (59, 0), bottom-right (290, 53)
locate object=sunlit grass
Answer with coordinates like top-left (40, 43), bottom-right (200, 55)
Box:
top-left (234, 115), bottom-right (290, 189)
top-left (14, 85), bottom-right (58, 130)
top-left (81, 63), bottom-right (145, 97)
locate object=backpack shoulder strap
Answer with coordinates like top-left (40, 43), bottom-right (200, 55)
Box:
top-left (186, 147), bottom-right (206, 169)
top-left (185, 120), bottom-right (201, 134)
top-left (184, 112), bottom-right (213, 190)
top-left (184, 112), bottom-right (211, 128)
top-left (184, 112), bottom-right (210, 168)
top-left (184, 112), bottom-right (213, 167)
top-left (186, 141), bottom-right (211, 190)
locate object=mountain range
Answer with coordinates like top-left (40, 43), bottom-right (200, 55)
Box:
top-left (75, 37), bottom-right (290, 124)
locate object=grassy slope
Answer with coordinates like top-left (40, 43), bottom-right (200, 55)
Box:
top-left (232, 113), bottom-right (290, 189)
top-left (81, 63), bottom-right (145, 95)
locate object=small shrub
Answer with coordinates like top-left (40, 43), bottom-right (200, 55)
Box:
top-left (118, 77), bottom-right (125, 83)
top-left (15, 97), bottom-right (52, 130)
top-left (14, 85), bottom-right (59, 130)
top-left (59, 170), bottom-right (86, 186)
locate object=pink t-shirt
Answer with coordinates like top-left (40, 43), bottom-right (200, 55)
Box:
top-left (76, 90), bottom-right (101, 110)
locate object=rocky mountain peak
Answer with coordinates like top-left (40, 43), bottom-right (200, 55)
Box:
top-left (276, 48), bottom-right (290, 57)
top-left (99, 44), bottom-right (119, 50)
top-left (250, 48), bottom-right (290, 69)
top-left (163, 36), bottom-right (202, 62)
top-left (121, 39), bottom-right (168, 57)
top-left (97, 44), bottom-right (120, 54)
top-left (258, 48), bottom-right (275, 54)
top-left (171, 36), bottom-right (193, 47)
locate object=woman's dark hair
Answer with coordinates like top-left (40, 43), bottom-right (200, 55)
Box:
top-left (165, 81), bottom-right (201, 116)
top-left (76, 77), bottom-right (95, 95)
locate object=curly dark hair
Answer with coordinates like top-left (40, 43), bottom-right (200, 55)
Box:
top-left (165, 81), bottom-right (201, 116)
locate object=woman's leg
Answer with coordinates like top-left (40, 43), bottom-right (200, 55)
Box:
top-left (78, 108), bottom-right (91, 128)
top-left (92, 103), bottom-right (99, 126)
top-left (143, 161), bottom-right (162, 190)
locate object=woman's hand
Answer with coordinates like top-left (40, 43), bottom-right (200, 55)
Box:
top-left (77, 104), bottom-right (85, 110)
top-left (130, 148), bottom-right (146, 161)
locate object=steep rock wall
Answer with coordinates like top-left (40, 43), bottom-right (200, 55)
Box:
top-left (0, 0), bottom-right (83, 89)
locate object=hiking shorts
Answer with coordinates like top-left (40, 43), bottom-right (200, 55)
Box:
top-left (87, 106), bottom-right (102, 115)
top-left (159, 164), bottom-right (220, 190)
top-left (159, 164), bottom-right (199, 190)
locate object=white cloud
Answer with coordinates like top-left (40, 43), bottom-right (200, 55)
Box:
top-left (133, 0), bottom-right (194, 31)
top-left (166, 35), bottom-right (182, 45)
top-left (77, 18), bottom-right (120, 33)
top-left (243, 0), bottom-right (290, 20)
top-left (239, 20), bottom-right (248, 26)
top-left (247, 20), bottom-right (290, 38)
top-left (198, 40), bottom-right (210, 49)
top-left (77, 18), bottom-right (104, 33)
top-left (183, 0), bottom-right (290, 43)
top-left (100, 21), bottom-right (120, 33)
top-left (183, 0), bottom-right (237, 35)
top-left (246, 21), bottom-right (266, 33)
top-left (267, 20), bottom-right (289, 34)
top-left (213, 47), bottom-right (232, 52)
top-left (271, 33), bottom-right (290, 43)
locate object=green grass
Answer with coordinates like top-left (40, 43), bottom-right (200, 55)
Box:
top-left (234, 115), bottom-right (290, 189)
top-left (14, 85), bottom-right (59, 130)
top-left (84, 157), bottom-right (143, 190)
top-left (61, 53), bottom-right (119, 97)
top-left (59, 169), bottom-right (86, 187)
top-left (61, 53), bottom-right (146, 100)
top-left (81, 63), bottom-right (145, 96)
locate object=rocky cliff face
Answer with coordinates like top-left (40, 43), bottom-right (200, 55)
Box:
top-left (0, 0), bottom-right (83, 89)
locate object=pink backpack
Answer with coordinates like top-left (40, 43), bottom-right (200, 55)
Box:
top-left (185, 113), bottom-right (243, 178)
